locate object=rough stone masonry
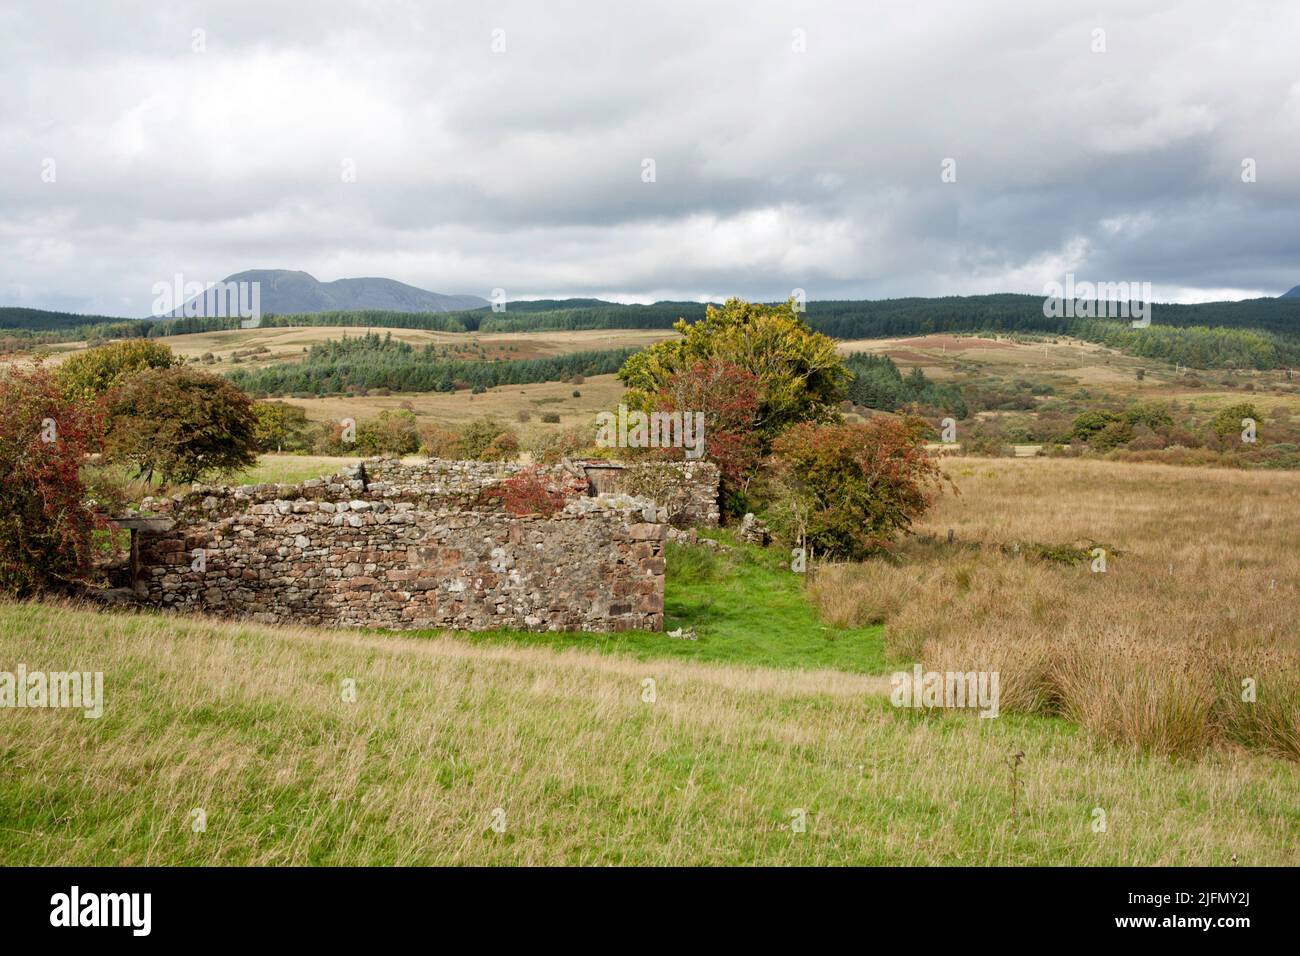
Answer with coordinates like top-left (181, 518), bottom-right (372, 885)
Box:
top-left (127, 458), bottom-right (717, 633)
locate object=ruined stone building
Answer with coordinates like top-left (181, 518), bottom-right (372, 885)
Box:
top-left (121, 458), bottom-right (719, 633)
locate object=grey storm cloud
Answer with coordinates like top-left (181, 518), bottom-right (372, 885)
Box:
top-left (0, 0), bottom-right (1297, 315)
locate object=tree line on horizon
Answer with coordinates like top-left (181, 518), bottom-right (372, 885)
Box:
top-left (4, 293), bottom-right (1299, 369)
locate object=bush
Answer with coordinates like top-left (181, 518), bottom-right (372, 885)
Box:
top-left (1210, 402), bottom-right (1262, 439)
top-left (418, 424), bottom-right (463, 459)
top-left (1126, 424), bottom-right (1165, 451)
top-left (311, 420), bottom-right (353, 455)
top-left (540, 412), bottom-right (561, 424)
top-left (572, 390), bottom-right (582, 398)
top-left (1089, 419), bottom-right (1135, 451)
top-left (500, 467), bottom-right (569, 517)
top-left (1070, 410), bottom-right (1121, 441)
top-left (356, 409), bottom-right (420, 456)
top-left (528, 425), bottom-right (596, 463)
top-left (0, 367), bottom-right (106, 594)
top-left (765, 417), bottom-right (946, 559)
top-left (482, 431), bottom-right (521, 460)
top-left (1124, 401), bottom-right (1173, 430)
top-left (459, 419), bottom-right (521, 460)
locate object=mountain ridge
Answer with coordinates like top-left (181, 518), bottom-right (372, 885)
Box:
top-left (168, 269), bottom-right (488, 317)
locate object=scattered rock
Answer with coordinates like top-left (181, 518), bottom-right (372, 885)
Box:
top-left (739, 512), bottom-right (770, 546)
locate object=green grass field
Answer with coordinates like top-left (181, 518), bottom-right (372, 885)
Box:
top-left (0, 600), bottom-right (1295, 865)
top-left (225, 454), bottom-right (362, 485)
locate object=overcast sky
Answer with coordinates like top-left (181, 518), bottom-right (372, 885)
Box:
top-left (1, 0), bottom-right (1297, 315)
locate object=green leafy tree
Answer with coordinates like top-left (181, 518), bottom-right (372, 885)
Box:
top-left (104, 367), bottom-right (259, 484)
top-left (618, 297), bottom-right (848, 445)
top-left (253, 401), bottom-right (313, 452)
top-left (56, 339), bottom-right (179, 401)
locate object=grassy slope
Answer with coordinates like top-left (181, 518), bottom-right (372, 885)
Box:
top-left (0, 601), bottom-right (1295, 866)
top-left (421, 534), bottom-right (888, 674)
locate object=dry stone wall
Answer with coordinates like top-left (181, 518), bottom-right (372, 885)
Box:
top-left (580, 460), bottom-right (720, 527)
top-left (131, 459), bottom-right (667, 632)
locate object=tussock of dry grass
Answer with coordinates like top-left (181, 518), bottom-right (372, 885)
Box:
top-left (2, 600), bottom-right (1296, 865)
top-left (811, 458), bottom-right (1300, 759)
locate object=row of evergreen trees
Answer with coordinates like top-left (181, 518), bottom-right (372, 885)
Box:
top-left (842, 353), bottom-right (968, 417)
top-left (226, 332), bottom-right (633, 396)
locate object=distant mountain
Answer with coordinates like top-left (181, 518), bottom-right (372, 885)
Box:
top-left (1281, 285), bottom-right (1300, 298)
top-left (169, 270), bottom-right (488, 316)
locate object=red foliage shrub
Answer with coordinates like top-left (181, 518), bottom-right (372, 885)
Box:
top-left (653, 360), bottom-right (764, 505)
top-left (500, 467), bottom-right (573, 517)
top-left (0, 366), bottom-right (107, 594)
top-left (767, 416), bottom-right (947, 558)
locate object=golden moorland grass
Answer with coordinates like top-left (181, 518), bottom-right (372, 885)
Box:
top-left (12, 327), bottom-right (675, 373)
top-left (809, 457), bottom-right (1300, 760)
top-left (0, 601), bottom-right (1295, 865)
top-left (276, 372), bottom-right (628, 446)
top-left (836, 333), bottom-right (1300, 406)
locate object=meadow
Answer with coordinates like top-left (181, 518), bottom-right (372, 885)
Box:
top-left (4, 319), bottom-right (1298, 866)
top-left (0, 600), bottom-right (1295, 866)
top-left (810, 457), bottom-right (1300, 759)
